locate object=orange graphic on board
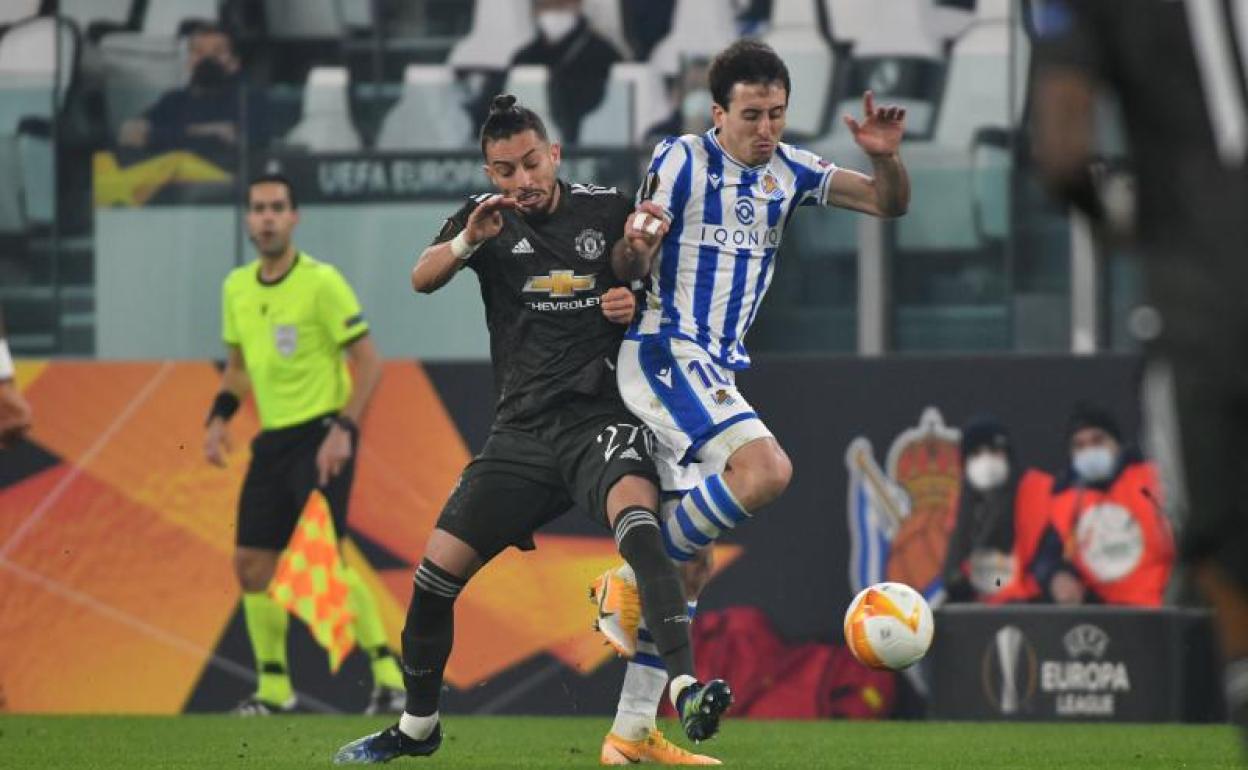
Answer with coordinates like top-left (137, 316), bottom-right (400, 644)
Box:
top-left (0, 361), bottom-right (744, 712)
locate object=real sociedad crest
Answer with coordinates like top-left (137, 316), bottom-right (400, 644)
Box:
top-left (844, 407), bottom-right (961, 606)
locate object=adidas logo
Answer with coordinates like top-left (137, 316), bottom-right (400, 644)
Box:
top-left (619, 447), bottom-right (643, 461)
top-left (511, 238), bottom-right (534, 255)
top-left (656, 367), bottom-right (673, 388)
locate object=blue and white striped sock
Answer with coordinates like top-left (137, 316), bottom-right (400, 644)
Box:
top-left (662, 474), bottom-right (750, 561)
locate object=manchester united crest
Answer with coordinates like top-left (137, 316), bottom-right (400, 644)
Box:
top-left (575, 228), bottom-right (606, 261)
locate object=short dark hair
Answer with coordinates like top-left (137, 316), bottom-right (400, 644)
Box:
top-left (248, 173), bottom-right (298, 209)
top-left (708, 40), bottom-right (791, 110)
top-left (184, 20), bottom-right (234, 46)
top-left (479, 94), bottom-right (549, 155)
top-left (1066, 401), bottom-right (1122, 442)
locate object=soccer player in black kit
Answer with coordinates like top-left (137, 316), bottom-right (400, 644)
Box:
top-left (1032, 0), bottom-right (1248, 751)
top-left (334, 96), bottom-right (730, 764)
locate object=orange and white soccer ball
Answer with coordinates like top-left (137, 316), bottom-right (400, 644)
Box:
top-left (843, 582), bottom-right (935, 671)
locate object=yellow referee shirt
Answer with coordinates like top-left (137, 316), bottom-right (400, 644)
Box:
top-left (222, 252), bottom-right (369, 430)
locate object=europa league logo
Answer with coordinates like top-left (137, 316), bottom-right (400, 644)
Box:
top-left (981, 625), bottom-right (1038, 715)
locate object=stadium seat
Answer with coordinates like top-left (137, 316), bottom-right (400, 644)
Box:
top-left (58, 0), bottom-right (134, 39)
top-left (932, 0), bottom-right (1028, 151)
top-left (447, 0), bottom-right (534, 71)
top-left (580, 61), bottom-right (671, 147)
top-left (284, 66), bottom-right (362, 152)
top-left (0, 16), bottom-right (78, 234)
top-left (583, 0), bottom-right (632, 59)
top-left (896, 0), bottom-right (1031, 251)
top-left (764, 0), bottom-right (837, 139)
top-left (502, 65), bottom-right (563, 144)
top-left (649, 0), bottom-right (737, 77)
top-left (925, 0), bottom-right (975, 47)
top-left (262, 0), bottom-right (346, 39)
top-left (375, 65), bottom-right (472, 151)
top-left (0, 0), bottom-right (39, 27)
top-left (822, 0), bottom-right (942, 141)
top-left (337, 0), bottom-right (374, 32)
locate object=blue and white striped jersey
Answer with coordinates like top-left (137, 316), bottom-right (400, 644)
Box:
top-left (629, 129), bottom-right (838, 369)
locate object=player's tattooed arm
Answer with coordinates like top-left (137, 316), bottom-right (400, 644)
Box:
top-left (610, 201), bottom-right (669, 282)
top-left (412, 194), bottom-right (517, 294)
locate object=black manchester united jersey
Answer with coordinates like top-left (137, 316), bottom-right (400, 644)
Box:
top-left (433, 180), bottom-right (634, 427)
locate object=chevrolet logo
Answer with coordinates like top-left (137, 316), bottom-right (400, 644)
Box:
top-left (522, 270), bottom-right (596, 298)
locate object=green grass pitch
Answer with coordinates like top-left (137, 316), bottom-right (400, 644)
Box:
top-left (0, 715), bottom-right (1241, 768)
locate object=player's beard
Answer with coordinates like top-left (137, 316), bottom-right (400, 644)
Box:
top-left (514, 183), bottom-right (556, 217)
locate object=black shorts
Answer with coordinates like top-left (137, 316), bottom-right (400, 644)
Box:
top-left (1142, 252), bottom-right (1248, 591)
top-left (236, 414), bottom-right (355, 550)
top-left (434, 397), bottom-right (660, 563)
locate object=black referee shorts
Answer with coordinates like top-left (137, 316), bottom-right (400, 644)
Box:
top-left (434, 397), bottom-right (660, 563)
top-left (236, 413), bottom-right (355, 550)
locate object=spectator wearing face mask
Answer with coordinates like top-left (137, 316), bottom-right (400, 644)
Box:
top-left (1029, 402), bottom-right (1175, 607)
top-left (944, 416), bottom-right (1053, 603)
top-left (512, 0), bottom-right (622, 145)
top-left (118, 22), bottom-right (269, 157)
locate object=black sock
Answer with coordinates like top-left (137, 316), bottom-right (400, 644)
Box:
top-left (401, 558), bottom-right (467, 717)
top-left (614, 506), bottom-right (695, 679)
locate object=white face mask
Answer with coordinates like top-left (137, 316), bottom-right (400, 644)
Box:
top-left (536, 9), bottom-right (578, 42)
top-left (965, 453), bottom-right (1009, 491)
top-left (1073, 446), bottom-right (1117, 483)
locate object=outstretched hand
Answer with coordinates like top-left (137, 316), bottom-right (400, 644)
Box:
top-left (843, 91), bottom-right (906, 158)
top-left (463, 194), bottom-right (518, 246)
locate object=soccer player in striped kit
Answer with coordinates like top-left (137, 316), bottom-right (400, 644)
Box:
top-left (590, 40), bottom-right (910, 761)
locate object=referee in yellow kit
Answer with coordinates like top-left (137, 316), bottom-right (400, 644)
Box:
top-left (204, 173), bottom-right (405, 715)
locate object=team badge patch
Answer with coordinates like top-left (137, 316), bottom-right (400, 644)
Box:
top-left (575, 228), bottom-right (606, 261)
top-left (274, 324), bottom-right (298, 357)
top-left (761, 173), bottom-right (779, 195)
top-left (712, 388), bottom-right (736, 406)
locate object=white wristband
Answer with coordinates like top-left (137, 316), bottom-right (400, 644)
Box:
top-left (0, 339), bottom-right (13, 381)
top-left (450, 230), bottom-right (481, 261)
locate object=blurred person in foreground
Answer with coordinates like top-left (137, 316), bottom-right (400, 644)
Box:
top-left (118, 22), bottom-right (268, 157)
top-left (1032, 0), bottom-right (1248, 745)
top-left (1028, 402), bottom-right (1173, 608)
top-left (204, 174), bottom-right (403, 715)
top-left (0, 305), bottom-right (32, 448)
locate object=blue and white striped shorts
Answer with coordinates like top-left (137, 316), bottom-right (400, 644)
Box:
top-left (617, 335), bottom-right (772, 493)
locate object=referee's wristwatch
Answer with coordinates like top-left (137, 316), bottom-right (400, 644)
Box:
top-left (332, 414), bottom-right (358, 436)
